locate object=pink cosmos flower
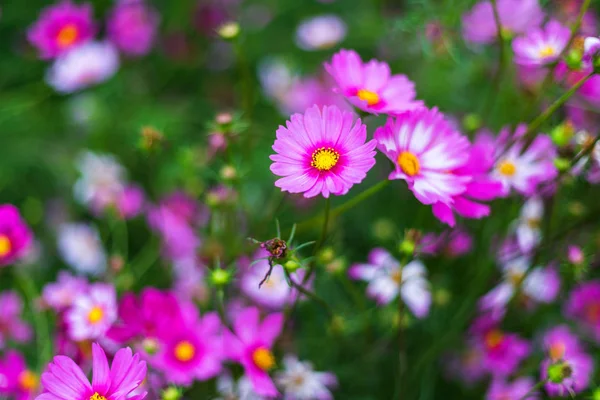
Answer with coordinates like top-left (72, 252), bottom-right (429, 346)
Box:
top-left (41, 272), bottom-right (88, 312)
top-left (27, 1), bottom-right (95, 59)
top-left (116, 185), bottom-right (145, 219)
top-left (270, 105), bottom-right (377, 198)
top-left (38, 343), bottom-right (147, 400)
top-left (108, 1), bottom-right (160, 57)
top-left (0, 205), bottom-right (33, 267)
top-left (324, 49), bottom-right (423, 115)
top-left (486, 377), bottom-right (537, 400)
top-left (542, 325), bottom-right (584, 362)
top-left (375, 107), bottom-right (471, 206)
top-left (0, 350), bottom-right (39, 400)
top-left (65, 283), bottom-right (117, 341)
top-left (462, 0), bottom-right (544, 44)
top-left (0, 291), bottom-right (32, 349)
top-left (513, 21), bottom-right (571, 66)
top-left (224, 307), bottom-right (283, 397)
top-left (349, 248), bottom-right (431, 317)
top-left (280, 77), bottom-right (351, 116)
top-left (153, 308), bottom-right (223, 386)
top-left (541, 351), bottom-right (594, 397)
top-left (469, 314), bottom-right (530, 377)
top-left (147, 203), bottom-right (200, 262)
top-left (565, 281), bottom-right (600, 342)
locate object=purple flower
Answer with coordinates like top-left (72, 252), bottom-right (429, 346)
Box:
top-left (0, 204), bottom-right (33, 267)
top-left (462, 0), bottom-right (544, 44)
top-left (513, 21), bottom-right (570, 66)
top-left (41, 271), bottom-right (88, 312)
top-left (108, 1), bottom-right (160, 57)
top-left (0, 291), bottom-right (32, 349)
top-left (65, 283), bottom-right (117, 341)
top-left (0, 350), bottom-right (39, 400)
top-left (486, 377), bottom-right (538, 399)
top-left (27, 1), bottom-right (95, 59)
top-left (542, 325), bottom-right (584, 362)
top-left (116, 185), bottom-right (145, 219)
top-left (38, 343), bottom-right (147, 400)
top-left (541, 351), bottom-right (594, 396)
top-left (565, 281), bottom-right (600, 342)
top-left (224, 307), bottom-right (283, 397)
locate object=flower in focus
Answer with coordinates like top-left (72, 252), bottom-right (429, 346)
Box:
top-left (224, 307), bottom-right (283, 397)
top-left (462, 0), bottom-right (543, 44)
top-left (295, 15), bottom-right (346, 51)
top-left (57, 223), bottom-right (106, 275)
top-left (565, 281), bottom-right (600, 342)
top-left (66, 283), bottom-right (117, 341)
top-left (0, 350), bottom-right (39, 400)
top-left (513, 21), bottom-right (570, 66)
top-left (514, 196), bottom-right (543, 253)
top-left (39, 343), bottom-right (147, 400)
top-left (541, 351), bottom-right (594, 397)
top-left (375, 107), bottom-right (471, 206)
top-left (486, 377), bottom-right (537, 400)
top-left (74, 151), bottom-right (126, 214)
top-left (27, 1), bottom-right (95, 59)
top-left (349, 248), bottom-right (431, 317)
top-left (0, 291), bottom-right (32, 349)
top-left (108, 1), bottom-right (160, 57)
top-left (0, 204), bottom-right (33, 267)
top-left (216, 373), bottom-right (264, 400)
top-left (542, 325), bottom-right (584, 362)
top-left (46, 41), bottom-right (120, 94)
top-left (324, 49), bottom-right (423, 114)
top-left (41, 271), bottom-right (89, 312)
top-left (275, 355), bottom-right (337, 400)
top-left (270, 105), bottom-right (377, 198)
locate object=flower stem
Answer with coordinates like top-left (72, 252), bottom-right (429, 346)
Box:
top-left (285, 269), bottom-right (333, 319)
top-left (518, 378), bottom-right (548, 400)
top-left (315, 197), bottom-right (331, 255)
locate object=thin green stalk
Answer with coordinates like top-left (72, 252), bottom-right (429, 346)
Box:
top-left (481, 0), bottom-right (506, 118)
top-left (518, 378), bottom-right (548, 400)
top-left (314, 198), bottom-right (331, 255)
top-left (215, 289), bottom-right (234, 331)
top-left (285, 269), bottom-right (333, 319)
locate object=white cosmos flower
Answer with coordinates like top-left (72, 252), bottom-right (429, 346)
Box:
top-left (58, 222), bottom-right (106, 275)
top-left (515, 196), bottom-right (543, 253)
top-left (74, 151), bottom-right (126, 212)
top-left (295, 15), bottom-right (347, 51)
top-left (276, 355), bottom-right (337, 400)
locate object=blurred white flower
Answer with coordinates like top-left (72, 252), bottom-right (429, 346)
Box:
top-left (46, 41), bottom-right (119, 93)
top-left (295, 15), bottom-right (346, 51)
top-left (74, 151), bottom-right (125, 213)
top-left (258, 57), bottom-right (297, 100)
top-left (216, 373), bottom-right (265, 400)
top-left (515, 196), bottom-right (543, 253)
top-left (276, 355), bottom-right (337, 400)
top-left (58, 223), bottom-right (106, 275)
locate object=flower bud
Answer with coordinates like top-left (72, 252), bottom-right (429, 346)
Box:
top-left (551, 122), bottom-right (575, 147)
top-left (565, 49), bottom-right (583, 70)
top-left (325, 257), bottom-right (347, 275)
top-left (162, 387), bottom-right (182, 400)
top-left (399, 239), bottom-right (415, 256)
top-left (317, 247), bottom-right (335, 264)
top-left (548, 361), bottom-right (573, 384)
top-left (462, 113), bottom-right (482, 132)
top-left (210, 269), bottom-right (232, 287)
top-left (139, 126), bottom-right (164, 152)
top-left (220, 165), bottom-right (237, 180)
top-left (567, 245), bottom-right (584, 265)
top-left (371, 218), bottom-right (395, 241)
top-left (217, 22), bottom-right (240, 40)
top-left (284, 259), bottom-right (301, 272)
top-left (553, 157), bottom-right (570, 172)
top-left (216, 112), bottom-right (233, 125)
top-left (142, 338), bottom-right (159, 355)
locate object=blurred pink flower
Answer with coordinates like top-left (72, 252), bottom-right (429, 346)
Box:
top-left (108, 1), bottom-right (159, 57)
top-left (542, 325), bottom-right (584, 362)
top-left (541, 351), bottom-right (594, 396)
top-left (0, 204), bottom-right (33, 267)
top-left (270, 105), bottom-right (376, 198)
top-left (324, 49), bottom-right (423, 115)
top-left (486, 377), bottom-right (537, 400)
top-left (567, 245), bottom-right (585, 265)
top-left (0, 292), bottom-right (32, 349)
top-left (513, 21), bottom-right (570, 66)
top-left (147, 203), bottom-right (200, 262)
top-left (27, 1), bottom-right (95, 59)
top-left (0, 350), bottom-right (39, 400)
top-left (419, 229), bottom-right (473, 257)
top-left (117, 185), bottom-right (145, 219)
top-left (565, 281), bottom-right (600, 342)
top-left (65, 283), bottom-right (117, 341)
top-left (42, 271), bottom-right (88, 312)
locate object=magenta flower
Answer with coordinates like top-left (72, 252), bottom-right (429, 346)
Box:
top-left (542, 325), bottom-right (584, 362)
top-left (541, 351), bottom-right (594, 397)
top-left (0, 204), bottom-right (33, 267)
top-left (375, 107), bottom-right (471, 206)
top-left (462, 0), bottom-right (544, 44)
top-left (224, 307), bottom-right (283, 397)
top-left (116, 185), bottom-right (145, 219)
top-left (108, 1), bottom-right (159, 57)
top-left (513, 21), bottom-right (570, 66)
top-left (0, 350), bottom-right (39, 400)
top-left (486, 377), bottom-right (537, 400)
top-left (324, 49), bottom-right (422, 114)
top-left (0, 291), bottom-right (32, 349)
top-left (27, 1), bottom-right (95, 59)
top-left (65, 283), bottom-right (117, 341)
top-left (270, 105), bottom-right (377, 198)
top-left (565, 281), bottom-right (600, 342)
top-left (38, 343), bottom-right (147, 400)
top-left (41, 271), bottom-right (88, 312)
top-left (153, 310), bottom-right (223, 386)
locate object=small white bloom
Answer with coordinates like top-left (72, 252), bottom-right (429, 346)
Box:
top-left (276, 355), bottom-right (337, 400)
top-left (515, 196), bottom-right (543, 252)
top-left (216, 373), bottom-right (265, 400)
top-left (295, 15), bottom-right (347, 51)
top-left (46, 41), bottom-right (119, 93)
top-left (58, 223), bottom-right (106, 275)
top-left (74, 151), bottom-right (126, 212)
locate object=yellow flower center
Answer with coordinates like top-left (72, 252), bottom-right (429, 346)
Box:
top-left (357, 89), bottom-right (380, 106)
top-left (390, 269), bottom-right (402, 284)
top-left (252, 347), bottom-right (275, 371)
top-left (550, 342), bottom-right (566, 361)
top-left (90, 393), bottom-right (107, 400)
top-left (18, 370), bottom-right (38, 391)
top-left (0, 235), bottom-right (12, 257)
top-left (56, 24), bottom-right (79, 48)
top-left (174, 340), bottom-right (195, 362)
top-left (539, 45), bottom-right (556, 58)
top-left (497, 160), bottom-right (516, 177)
top-left (484, 329), bottom-right (504, 349)
top-left (397, 151), bottom-right (420, 176)
top-left (311, 148), bottom-right (340, 171)
top-left (87, 306), bottom-right (104, 324)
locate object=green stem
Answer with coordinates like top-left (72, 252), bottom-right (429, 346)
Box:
top-left (215, 288), bottom-right (234, 331)
top-left (314, 198), bottom-right (331, 255)
top-left (285, 269), bottom-right (333, 319)
top-left (518, 378), bottom-right (548, 400)
top-left (481, 0), bottom-right (506, 119)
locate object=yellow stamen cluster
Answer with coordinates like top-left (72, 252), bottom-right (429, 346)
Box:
top-left (550, 342), bottom-right (566, 361)
top-left (18, 370), bottom-right (38, 391)
top-left (357, 89), bottom-right (380, 106)
top-left (497, 160), bottom-right (517, 177)
top-left (90, 393), bottom-right (107, 400)
top-left (397, 151), bottom-right (420, 176)
top-left (484, 329), bottom-right (504, 349)
top-left (0, 235), bottom-right (11, 257)
top-left (56, 24), bottom-right (79, 48)
top-left (538, 45), bottom-right (556, 58)
top-left (87, 306), bottom-right (104, 324)
top-left (252, 347), bottom-right (275, 371)
top-left (174, 341), bottom-right (195, 362)
top-left (311, 148), bottom-right (340, 172)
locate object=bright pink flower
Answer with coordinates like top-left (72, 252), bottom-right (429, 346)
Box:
top-left (541, 351), bottom-right (594, 396)
top-left (462, 0), bottom-right (543, 44)
top-left (65, 283), bottom-right (117, 341)
top-left (0, 204), bottom-right (33, 267)
top-left (0, 350), bottom-right (39, 400)
top-left (375, 107), bottom-right (471, 206)
top-left (41, 271), bottom-right (88, 312)
top-left (224, 307), bottom-right (283, 397)
top-left (38, 343), bottom-right (147, 400)
top-left (27, 1), bottom-right (95, 59)
top-left (153, 308), bottom-right (223, 386)
top-left (108, 1), bottom-right (160, 57)
top-left (270, 105), bottom-right (377, 198)
top-left (0, 291), bottom-right (32, 349)
top-left (486, 377), bottom-right (537, 400)
top-left (513, 21), bottom-right (570, 66)
top-left (116, 185), bottom-right (145, 219)
top-left (542, 325), bottom-right (584, 362)
top-left (565, 281), bottom-right (600, 342)
top-left (324, 49), bottom-right (422, 115)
